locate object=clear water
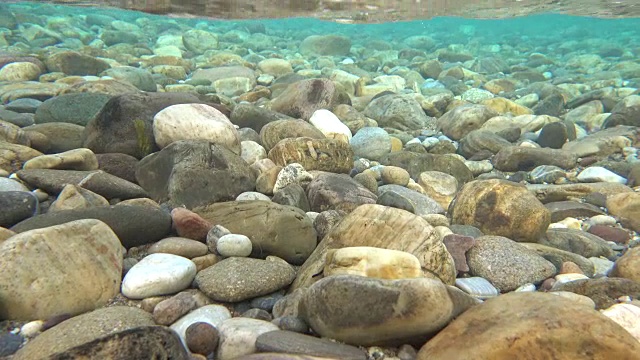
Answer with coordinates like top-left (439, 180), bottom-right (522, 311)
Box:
top-left (3, 2), bottom-right (640, 59)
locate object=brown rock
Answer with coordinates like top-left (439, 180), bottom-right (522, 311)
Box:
top-left (527, 182), bottom-right (633, 204)
top-left (541, 228), bottom-right (615, 260)
top-left (551, 277), bottom-right (640, 309)
top-left (442, 234), bottom-right (475, 274)
top-left (0, 141), bottom-right (42, 173)
top-left (520, 242), bottom-right (595, 277)
top-left (544, 201), bottom-right (605, 222)
top-left (588, 225), bottom-right (630, 244)
top-left (152, 292), bottom-right (198, 325)
top-left (306, 172), bottom-right (377, 213)
top-left (606, 192), bottom-right (640, 232)
top-left (13, 306), bottom-right (155, 360)
top-left (436, 104), bottom-right (499, 140)
top-left (268, 137), bottom-right (353, 174)
top-left (493, 146), bottom-right (578, 171)
top-left (259, 119), bottom-right (325, 151)
top-left (560, 261), bottom-right (584, 275)
top-left (270, 79), bottom-right (351, 121)
top-left (171, 207), bottom-right (212, 241)
top-left (612, 247), bottom-right (640, 283)
top-left (299, 275), bottom-right (479, 346)
top-left (417, 292), bottom-right (640, 360)
top-left (186, 322), bottom-right (220, 356)
top-left (47, 326), bottom-right (189, 359)
top-left (450, 179), bottom-right (551, 242)
top-left (291, 204), bottom-right (456, 292)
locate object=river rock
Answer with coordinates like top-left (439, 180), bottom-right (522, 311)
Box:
top-left (230, 103), bottom-right (294, 133)
top-left (606, 192), bottom-right (640, 232)
top-left (377, 184), bottom-right (444, 215)
top-left (23, 148), bottom-right (99, 171)
top-left (34, 93), bottom-right (111, 126)
top-left (551, 277), bottom-right (640, 309)
top-left (22, 122), bottom-right (85, 153)
top-left (260, 119), bottom-right (326, 151)
top-left (467, 235), bottom-right (556, 292)
top-left (541, 228), bottom-right (615, 260)
top-left (324, 247), bottom-right (422, 280)
top-left (493, 146), bottom-right (578, 171)
top-left (148, 237), bottom-right (208, 259)
top-left (48, 184), bottom-right (109, 212)
top-left (170, 304), bottom-right (231, 346)
top-left (0, 142), bottom-right (42, 173)
top-left (0, 191), bottom-right (38, 227)
top-left (217, 317), bottom-right (280, 360)
top-left (0, 219), bottom-right (123, 320)
top-left (122, 253), bottom-right (197, 299)
top-left (611, 246), bottom-right (640, 283)
top-left (544, 201), bottom-right (605, 222)
top-left (450, 179), bottom-right (551, 242)
top-left (271, 79), bottom-right (350, 121)
top-left (299, 35), bottom-right (351, 56)
top-left (527, 182), bottom-right (633, 203)
top-left (268, 137), bottom-right (353, 174)
top-left (602, 94), bottom-right (640, 128)
top-left (11, 204), bottom-right (172, 248)
top-left (135, 140), bottom-right (255, 208)
top-left (437, 104), bottom-right (499, 140)
top-left (44, 50), bottom-right (110, 76)
top-left (83, 92), bottom-right (225, 159)
top-left (521, 242), bottom-right (595, 277)
top-left (193, 200), bottom-right (317, 265)
top-left (306, 172), bottom-right (377, 213)
top-left (380, 151), bottom-right (473, 185)
top-left (291, 204), bottom-right (456, 291)
top-left (364, 94), bottom-right (435, 131)
top-left (255, 330), bottom-right (367, 360)
top-left (12, 306), bottom-right (155, 360)
top-left (153, 103), bottom-right (241, 154)
top-left (350, 127), bottom-right (392, 161)
top-left (299, 275), bottom-right (479, 346)
top-left (562, 125), bottom-right (637, 158)
top-left (196, 257), bottom-right (296, 302)
top-left (309, 109), bottom-right (352, 143)
top-left (416, 292), bottom-right (640, 359)
top-left (458, 129), bottom-right (512, 158)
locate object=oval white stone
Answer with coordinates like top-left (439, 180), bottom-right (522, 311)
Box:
top-left (153, 103), bottom-right (241, 154)
top-left (217, 234), bottom-right (253, 257)
top-left (309, 109), bottom-right (352, 143)
top-left (121, 253), bottom-right (196, 299)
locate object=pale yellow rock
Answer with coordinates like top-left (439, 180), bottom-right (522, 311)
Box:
top-left (389, 137), bottom-right (403, 152)
top-left (49, 184), bottom-right (109, 212)
top-left (257, 58), bottom-right (293, 78)
top-left (324, 246), bottom-right (422, 280)
top-left (381, 166), bottom-right (410, 186)
top-left (555, 217), bottom-right (582, 230)
top-left (418, 171), bottom-right (458, 210)
top-left (0, 62), bottom-right (41, 82)
top-left (601, 303), bottom-right (640, 342)
top-left (0, 219), bottom-right (123, 320)
top-left (116, 198), bottom-right (161, 208)
top-left (0, 227), bottom-right (15, 243)
top-left (192, 254), bottom-right (221, 272)
top-left (290, 204), bottom-right (456, 291)
top-left (549, 291), bottom-right (596, 309)
top-left (0, 142), bottom-right (43, 173)
top-left (23, 148), bottom-right (98, 171)
top-left (482, 97), bottom-right (533, 116)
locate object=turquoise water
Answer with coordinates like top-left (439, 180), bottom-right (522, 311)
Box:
top-left (2, 2), bottom-right (640, 53)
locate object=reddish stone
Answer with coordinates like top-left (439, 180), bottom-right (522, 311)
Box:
top-left (171, 207), bottom-right (212, 241)
top-left (559, 261), bottom-right (584, 275)
top-left (540, 278), bottom-right (556, 291)
top-left (443, 234), bottom-right (476, 274)
top-left (587, 225), bottom-right (630, 244)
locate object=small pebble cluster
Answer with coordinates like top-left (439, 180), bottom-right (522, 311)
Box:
top-left (1, 2), bottom-right (640, 360)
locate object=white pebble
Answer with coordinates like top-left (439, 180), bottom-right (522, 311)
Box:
top-left (20, 320), bottom-right (44, 337)
top-left (577, 166), bottom-right (627, 184)
top-left (217, 234), bottom-right (253, 257)
top-left (121, 253), bottom-right (196, 299)
top-left (586, 215), bottom-right (617, 227)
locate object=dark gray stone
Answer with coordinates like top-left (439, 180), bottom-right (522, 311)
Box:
top-left (230, 103), bottom-right (294, 133)
top-left (11, 205), bottom-right (171, 248)
top-left (493, 146), bottom-right (578, 171)
top-left (544, 201), bottom-right (605, 222)
top-left (0, 109), bottom-right (34, 127)
top-left (0, 333), bottom-right (22, 357)
top-left (306, 172), bottom-right (377, 213)
top-left (96, 153), bottom-right (139, 184)
top-left (541, 228), bottom-right (616, 260)
top-left (0, 191), bottom-right (38, 227)
top-left (16, 169), bottom-right (147, 200)
top-left (5, 98), bottom-right (42, 114)
top-left (35, 93), bottom-right (112, 126)
top-left (536, 122), bottom-right (568, 149)
top-left (22, 123), bottom-right (85, 154)
top-left (136, 140), bottom-right (256, 209)
top-left (273, 183), bottom-right (311, 212)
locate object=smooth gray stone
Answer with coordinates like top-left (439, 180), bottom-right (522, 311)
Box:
top-left (0, 191), bottom-right (38, 227)
top-left (16, 169), bottom-right (147, 200)
top-left (11, 205), bottom-right (171, 248)
top-left (255, 330), bottom-right (367, 360)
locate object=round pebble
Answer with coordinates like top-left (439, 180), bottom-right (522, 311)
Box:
top-left (216, 234), bottom-right (253, 257)
top-left (186, 322), bottom-right (220, 356)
